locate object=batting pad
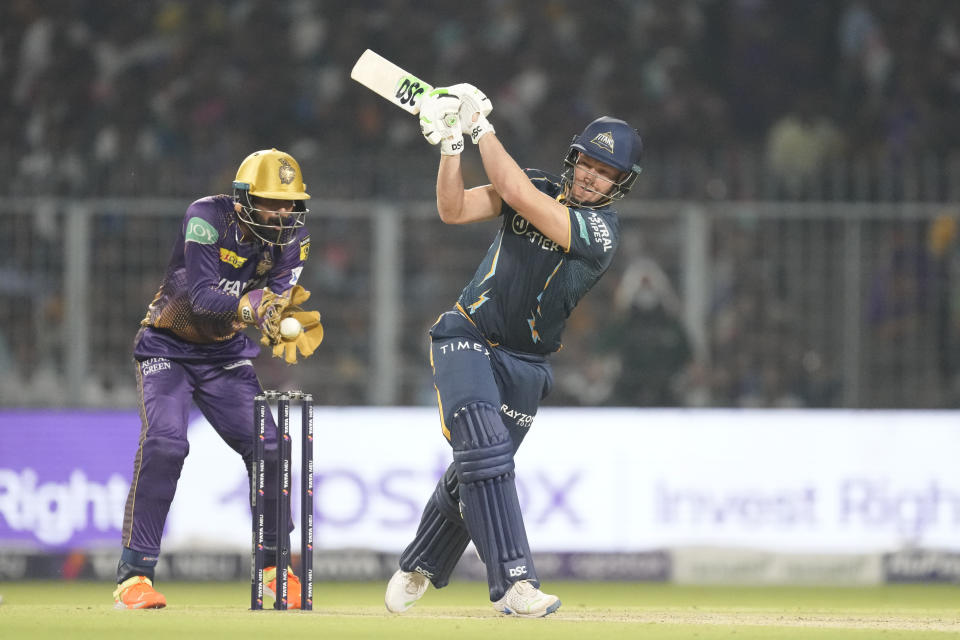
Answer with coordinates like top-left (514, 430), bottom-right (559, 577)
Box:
top-left (451, 402), bottom-right (538, 601)
top-left (399, 463), bottom-right (471, 588)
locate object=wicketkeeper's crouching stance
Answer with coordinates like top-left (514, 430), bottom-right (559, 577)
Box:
top-left (384, 84), bottom-right (643, 617)
top-left (113, 149), bottom-right (323, 609)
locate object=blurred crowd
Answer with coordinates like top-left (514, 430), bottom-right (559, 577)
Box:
top-left (3, 0), bottom-right (960, 410)
top-left (3, 0), bottom-right (960, 200)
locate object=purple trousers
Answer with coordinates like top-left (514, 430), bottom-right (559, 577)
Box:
top-left (120, 356), bottom-right (286, 556)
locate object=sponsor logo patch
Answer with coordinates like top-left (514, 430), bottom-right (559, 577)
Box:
top-left (299, 238), bottom-right (310, 261)
top-left (501, 404), bottom-right (534, 428)
top-left (140, 357), bottom-right (172, 376)
top-left (587, 212), bottom-right (613, 252)
top-left (508, 565), bottom-right (528, 578)
top-left (219, 248), bottom-right (248, 268)
top-left (511, 214), bottom-right (529, 235)
top-left (395, 76), bottom-right (427, 110)
top-left (413, 566), bottom-right (435, 579)
top-left (185, 217), bottom-right (218, 245)
top-left (511, 214), bottom-right (562, 252)
top-left (218, 278), bottom-right (246, 297)
top-left (437, 340), bottom-right (490, 357)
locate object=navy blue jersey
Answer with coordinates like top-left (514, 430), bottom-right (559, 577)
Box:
top-left (456, 169), bottom-right (620, 354)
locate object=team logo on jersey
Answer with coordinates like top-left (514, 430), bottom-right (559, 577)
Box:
top-left (185, 217), bottom-right (218, 245)
top-left (590, 131), bottom-right (615, 154)
top-left (299, 238), bottom-right (311, 261)
top-left (467, 289), bottom-right (491, 314)
top-left (219, 248), bottom-right (248, 268)
top-left (278, 158), bottom-right (296, 185)
top-left (255, 253), bottom-right (273, 276)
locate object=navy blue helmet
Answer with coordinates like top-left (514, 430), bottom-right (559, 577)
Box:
top-left (561, 116), bottom-right (643, 208)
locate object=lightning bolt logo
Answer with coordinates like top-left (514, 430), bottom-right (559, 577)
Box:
top-left (527, 312), bottom-right (541, 343)
top-left (467, 289), bottom-right (491, 314)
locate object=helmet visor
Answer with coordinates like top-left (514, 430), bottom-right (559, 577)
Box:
top-left (236, 198), bottom-right (307, 246)
top-left (562, 151), bottom-right (631, 208)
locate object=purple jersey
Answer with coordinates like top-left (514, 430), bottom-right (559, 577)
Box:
top-left (135, 195), bottom-right (310, 362)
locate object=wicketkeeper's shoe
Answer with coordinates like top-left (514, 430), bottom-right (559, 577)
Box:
top-left (264, 566), bottom-right (302, 609)
top-left (492, 580), bottom-right (561, 618)
top-left (384, 569), bottom-right (429, 613)
top-left (113, 575), bottom-right (167, 610)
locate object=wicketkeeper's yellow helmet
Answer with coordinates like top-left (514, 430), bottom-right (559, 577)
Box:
top-left (233, 149), bottom-right (309, 245)
top-left (234, 148), bottom-right (310, 200)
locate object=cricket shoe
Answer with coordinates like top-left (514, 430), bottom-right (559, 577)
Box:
top-left (384, 569), bottom-right (429, 613)
top-left (493, 580), bottom-right (561, 618)
top-left (113, 575), bottom-right (167, 610)
top-left (264, 566), bottom-right (302, 609)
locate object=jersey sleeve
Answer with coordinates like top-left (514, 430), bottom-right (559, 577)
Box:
top-left (182, 200), bottom-right (241, 319)
top-left (566, 207), bottom-right (620, 270)
top-left (266, 228), bottom-right (310, 294)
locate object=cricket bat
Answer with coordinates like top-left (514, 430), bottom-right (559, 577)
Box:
top-left (350, 49), bottom-right (433, 115)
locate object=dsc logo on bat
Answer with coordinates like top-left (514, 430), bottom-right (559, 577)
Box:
top-left (395, 77), bottom-right (425, 109)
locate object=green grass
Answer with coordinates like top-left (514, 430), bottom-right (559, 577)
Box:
top-left (1, 581), bottom-right (958, 639)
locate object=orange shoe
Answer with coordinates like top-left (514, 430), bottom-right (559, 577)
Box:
top-left (264, 566), bottom-right (303, 609)
top-left (113, 576), bottom-right (167, 610)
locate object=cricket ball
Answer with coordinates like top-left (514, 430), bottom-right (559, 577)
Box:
top-left (280, 317), bottom-right (302, 340)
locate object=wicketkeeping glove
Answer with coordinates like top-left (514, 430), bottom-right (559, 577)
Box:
top-left (237, 287), bottom-right (289, 345)
top-left (420, 89), bottom-right (464, 155)
top-left (446, 83), bottom-right (495, 144)
top-left (267, 310), bottom-right (324, 364)
top-left (286, 284), bottom-right (311, 308)
top-left (259, 285), bottom-right (324, 364)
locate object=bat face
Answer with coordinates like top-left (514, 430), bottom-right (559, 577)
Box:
top-left (394, 75), bottom-right (430, 113)
top-left (350, 49), bottom-right (434, 115)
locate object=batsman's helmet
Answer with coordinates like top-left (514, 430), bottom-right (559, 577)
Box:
top-left (561, 116), bottom-right (643, 209)
top-left (233, 148), bottom-right (310, 246)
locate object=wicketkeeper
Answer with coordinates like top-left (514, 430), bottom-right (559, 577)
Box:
top-left (384, 84), bottom-right (643, 617)
top-left (113, 149), bottom-right (324, 609)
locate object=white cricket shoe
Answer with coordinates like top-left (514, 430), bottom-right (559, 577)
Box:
top-left (384, 569), bottom-right (429, 613)
top-left (493, 580), bottom-right (561, 618)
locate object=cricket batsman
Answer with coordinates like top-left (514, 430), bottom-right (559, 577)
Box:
top-left (384, 85), bottom-right (643, 617)
top-left (113, 149), bottom-right (324, 609)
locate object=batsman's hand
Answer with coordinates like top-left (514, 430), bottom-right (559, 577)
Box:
top-left (420, 89), bottom-right (464, 155)
top-left (446, 83), bottom-right (495, 144)
top-left (237, 287), bottom-right (289, 345)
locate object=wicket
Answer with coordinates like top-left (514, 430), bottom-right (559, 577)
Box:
top-left (251, 390), bottom-right (314, 611)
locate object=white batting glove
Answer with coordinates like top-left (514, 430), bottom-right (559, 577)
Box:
top-left (419, 90), bottom-right (464, 155)
top-left (447, 83), bottom-right (495, 144)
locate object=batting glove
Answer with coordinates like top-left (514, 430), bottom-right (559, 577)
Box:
top-left (446, 83), bottom-right (495, 144)
top-left (420, 90), bottom-right (465, 155)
